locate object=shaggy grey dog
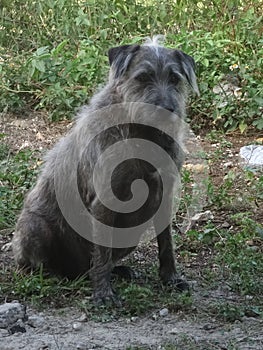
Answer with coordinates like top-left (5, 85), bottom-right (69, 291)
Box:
top-left (12, 36), bottom-right (199, 304)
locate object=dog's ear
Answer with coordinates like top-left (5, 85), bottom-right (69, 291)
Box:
top-left (108, 44), bottom-right (140, 78)
top-left (174, 51), bottom-right (200, 96)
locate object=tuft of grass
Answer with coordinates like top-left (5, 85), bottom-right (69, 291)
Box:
top-left (120, 283), bottom-right (154, 315)
top-left (0, 265), bottom-right (92, 307)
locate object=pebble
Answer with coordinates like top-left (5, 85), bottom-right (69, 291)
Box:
top-left (223, 161), bottom-right (233, 168)
top-left (131, 316), bottom-right (138, 322)
top-left (159, 308), bottom-right (169, 317)
top-left (72, 322), bottom-right (83, 331)
top-left (77, 313), bottom-right (88, 323)
top-left (203, 323), bottom-right (217, 331)
top-left (27, 315), bottom-right (46, 328)
top-left (168, 327), bottom-right (178, 334)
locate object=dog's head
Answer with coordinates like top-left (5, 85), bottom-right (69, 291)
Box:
top-left (108, 37), bottom-right (199, 118)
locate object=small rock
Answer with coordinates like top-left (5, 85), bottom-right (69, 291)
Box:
top-left (0, 302), bottom-right (27, 329)
top-left (203, 324), bottom-right (217, 331)
top-left (130, 316), bottom-right (138, 322)
top-left (168, 327), bottom-right (178, 334)
top-left (224, 161), bottom-right (233, 168)
top-left (221, 221), bottom-right (231, 228)
top-left (152, 314), bottom-right (158, 321)
top-left (72, 322), bottom-right (83, 331)
top-left (19, 141), bottom-right (30, 149)
top-left (36, 132), bottom-right (44, 140)
top-left (159, 308), bottom-right (169, 317)
top-left (27, 315), bottom-right (45, 328)
top-left (76, 313), bottom-right (88, 323)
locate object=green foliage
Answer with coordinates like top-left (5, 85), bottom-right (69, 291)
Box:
top-left (120, 284), bottom-right (154, 315)
top-left (0, 146), bottom-right (40, 229)
top-left (183, 214), bottom-right (263, 296)
top-left (0, 0), bottom-right (262, 129)
top-left (215, 213), bottom-right (263, 295)
top-left (212, 302), bottom-right (262, 322)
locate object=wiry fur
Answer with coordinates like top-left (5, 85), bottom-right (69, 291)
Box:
top-left (12, 37), bottom-right (198, 304)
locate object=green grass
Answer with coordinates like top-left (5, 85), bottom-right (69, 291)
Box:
top-left (0, 0), bottom-right (262, 130)
top-left (176, 213), bottom-right (263, 297)
top-left (215, 213), bottom-right (263, 295)
top-left (0, 265), bottom-right (92, 307)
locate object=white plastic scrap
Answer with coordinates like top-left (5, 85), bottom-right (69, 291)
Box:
top-left (239, 145), bottom-right (263, 171)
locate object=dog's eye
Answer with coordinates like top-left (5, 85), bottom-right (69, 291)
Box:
top-left (170, 73), bottom-right (181, 85)
top-left (135, 72), bottom-right (153, 82)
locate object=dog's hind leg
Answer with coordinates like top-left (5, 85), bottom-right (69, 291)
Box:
top-left (12, 210), bottom-right (92, 279)
top-left (12, 211), bottom-right (53, 271)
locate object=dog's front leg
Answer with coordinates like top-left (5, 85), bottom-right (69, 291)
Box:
top-left (89, 243), bottom-right (121, 305)
top-left (88, 200), bottom-right (121, 306)
top-left (154, 190), bottom-right (189, 291)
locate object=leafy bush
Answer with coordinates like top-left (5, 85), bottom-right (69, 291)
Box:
top-left (0, 0), bottom-right (262, 129)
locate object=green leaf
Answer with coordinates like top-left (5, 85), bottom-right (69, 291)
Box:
top-left (203, 58), bottom-right (209, 67)
top-left (253, 97), bottom-right (263, 106)
top-left (252, 118), bottom-right (263, 130)
top-left (33, 60), bottom-right (46, 73)
top-left (52, 40), bottom-right (68, 56)
top-left (35, 46), bottom-right (49, 56)
top-left (239, 122), bottom-right (248, 134)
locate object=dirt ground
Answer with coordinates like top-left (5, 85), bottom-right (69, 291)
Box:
top-left (0, 304), bottom-right (262, 350)
top-left (0, 112), bottom-right (263, 350)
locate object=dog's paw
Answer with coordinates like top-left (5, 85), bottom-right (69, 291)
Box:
top-left (162, 274), bottom-right (190, 292)
top-left (93, 290), bottom-right (122, 307)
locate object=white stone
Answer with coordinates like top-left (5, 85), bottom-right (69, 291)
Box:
top-left (72, 322), bottom-right (83, 331)
top-left (159, 308), bottom-right (169, 317)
